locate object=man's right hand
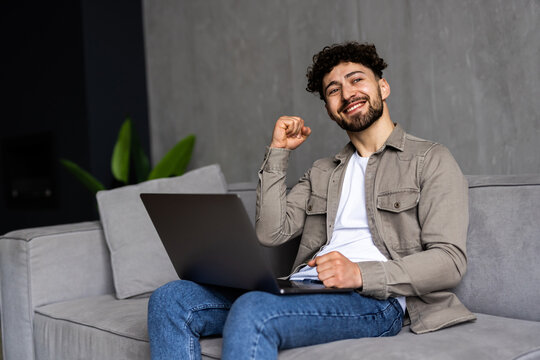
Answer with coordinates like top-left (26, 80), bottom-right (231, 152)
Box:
top-left (270, 116), bottom-right (312, 150)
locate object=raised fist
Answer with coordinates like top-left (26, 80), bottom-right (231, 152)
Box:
top-left (270, 116), bottom-right (312, 150)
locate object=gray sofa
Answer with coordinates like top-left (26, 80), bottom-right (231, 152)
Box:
top-left (1, 174), bottom-right (540, 359)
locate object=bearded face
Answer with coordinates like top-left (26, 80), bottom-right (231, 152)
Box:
top-left (323, 62), bottom-right (388, 133)
top-left (330, 87), bottom-right (384, 132)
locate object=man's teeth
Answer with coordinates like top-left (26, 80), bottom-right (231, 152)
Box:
top-left (346, 102), bottom-right (364, 113)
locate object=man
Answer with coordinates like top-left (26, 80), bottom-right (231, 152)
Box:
top-left (148, 42), bottom-right (475, 359)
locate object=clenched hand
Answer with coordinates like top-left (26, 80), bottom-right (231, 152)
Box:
top-left (270, 116), bottom-right (312, 150)
top-left (308, 251), bottom-right (363, 289)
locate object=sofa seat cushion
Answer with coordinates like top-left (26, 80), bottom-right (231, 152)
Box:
top-left (278, 314), bottom-right (540, 360)
top-left (33, 294), bottom-right (222, 360)
top-left (34, 295), bottom-right (540, 360)
top-left (34, 295), bottom-right (150, 360)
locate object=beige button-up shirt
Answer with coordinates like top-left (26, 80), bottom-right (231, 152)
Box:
top-left (255, 124), bottom-right (476, 334)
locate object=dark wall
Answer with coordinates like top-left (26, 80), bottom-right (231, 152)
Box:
top-left (0, 1), bottom-right (149, 234)
top-left (81, 0), bottom-right (150, 187)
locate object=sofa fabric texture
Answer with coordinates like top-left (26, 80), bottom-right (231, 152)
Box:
top-left (34, 295), bottom-right (150, 360)
top-left (0, 221), bottom-right (111, 360)
top-left (32, 296), bottom-right (540, 360)
top-left (96, 164), bottom-right (228, 299)
top-left (454, 177), bottom-right (540, 321)
top-left (1, 172), bottom-right (540, 359)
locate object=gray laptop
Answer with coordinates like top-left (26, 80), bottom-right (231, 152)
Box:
top-left (140, 193), bottom-right (353, 295)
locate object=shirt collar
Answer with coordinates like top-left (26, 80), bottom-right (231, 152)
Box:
top-left (334, 123), bottom-right (406, 163)
top-left (384, 123), bottom-right (406, 152)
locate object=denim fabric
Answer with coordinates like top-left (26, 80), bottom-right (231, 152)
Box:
top-left (148, 280), bottom-right (404, 360)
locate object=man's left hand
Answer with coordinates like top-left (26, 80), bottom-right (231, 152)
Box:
top-left (307, 251), bottom-right (363, 289)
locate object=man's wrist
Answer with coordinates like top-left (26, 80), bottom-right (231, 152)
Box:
top-left (269, 142), bottom-right (286, 149)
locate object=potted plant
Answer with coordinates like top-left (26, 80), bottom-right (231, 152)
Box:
top-left (61, 118), bottom-right (195, 194)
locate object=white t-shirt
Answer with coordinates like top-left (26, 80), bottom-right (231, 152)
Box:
top-left (291, 151), bottom-right (406, 312)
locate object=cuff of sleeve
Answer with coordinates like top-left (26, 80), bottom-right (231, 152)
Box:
top-left (261, 147), bottom-right (291, 171)
top-left (357, 261), bottom-right (388, 299)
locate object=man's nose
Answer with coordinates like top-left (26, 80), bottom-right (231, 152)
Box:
top-left (341, 83), bottom-right (357, 101)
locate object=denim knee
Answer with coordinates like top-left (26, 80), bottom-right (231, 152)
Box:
top-left (149, 280), bottom-right (194, 319)
top-left (222, 292), bottom-right (284, 359)
top-left (224, 292), bottom-right (260, 330)
top-left (231, 291), bottom-right (273, 315)
top-left (224, 292), bottom-right (279, 337)
top-left (150, 280), bottom-right (177, 301)
top-left (150, 280), bottom-right (176, 300)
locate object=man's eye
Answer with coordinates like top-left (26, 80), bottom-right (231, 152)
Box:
top-left (353, 78), bottom-right (363, 83)
top-left (328, 88), bottom-right (339, 95)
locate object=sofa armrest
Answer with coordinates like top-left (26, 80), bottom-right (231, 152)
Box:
top-left (0, 221), bottom-right (114, 360)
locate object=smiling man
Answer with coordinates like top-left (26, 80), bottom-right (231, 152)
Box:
top-left (147, 42), bottom-right (476, 359)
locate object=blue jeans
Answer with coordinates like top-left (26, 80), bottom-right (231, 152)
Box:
top-left (147, 280), bottom-right (403, 360)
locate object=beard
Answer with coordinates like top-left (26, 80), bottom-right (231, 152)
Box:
top-left (332, 88), bottom-right (384, 132)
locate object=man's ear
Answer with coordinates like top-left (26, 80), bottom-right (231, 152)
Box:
top-left (379, 78), bottom-right (391, 100)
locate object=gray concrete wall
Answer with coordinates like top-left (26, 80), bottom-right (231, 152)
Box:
top-left (143, 0), bottom-right (540, 185)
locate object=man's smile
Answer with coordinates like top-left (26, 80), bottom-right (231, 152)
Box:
top-left (341, 98), bottom-right (368, 115)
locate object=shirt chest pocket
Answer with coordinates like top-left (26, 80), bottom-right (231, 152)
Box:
top-left (377, 189), bottom-right (419, 213)
top-left (376, 189), bottom-right (422, 252)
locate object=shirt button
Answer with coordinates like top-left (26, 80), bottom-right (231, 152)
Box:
top-left (394, 202), bottom-right (400, 209)
top-left (307, 205), bottom-right (312, 211)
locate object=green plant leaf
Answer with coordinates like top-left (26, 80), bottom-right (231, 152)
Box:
top-left (60, 159), bottom-right (106, 194)
top-left (148, 134), bottom-right (195, 180)
top-left (131, 125), bottom-right (150, 183)
top-left (111, 118), bottom-right (132, 184)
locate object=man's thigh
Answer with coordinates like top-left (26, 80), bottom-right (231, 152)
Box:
top-left (224, 291), bottom-right (404, 350)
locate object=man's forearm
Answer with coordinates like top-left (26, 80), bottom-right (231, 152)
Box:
top-left (255, 147), bottom-right (309, 247)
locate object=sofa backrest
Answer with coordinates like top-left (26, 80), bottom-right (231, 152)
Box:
top-left (453, 175), bottom-right (540, 322)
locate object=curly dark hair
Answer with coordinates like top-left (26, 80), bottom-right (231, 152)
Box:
top-left (306, 42), bottom-right (387, 100)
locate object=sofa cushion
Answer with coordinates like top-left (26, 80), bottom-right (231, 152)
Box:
top-left (34, 295), bottom-right (540, 360)
top-left (278, 314), bottom-right (540, 359)
top-left (97, 164), bottom-right (228, 299)
top-left (33, 295), bottom-right (221, 360)
top-left (34, 295), bottom-right (150, 360)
